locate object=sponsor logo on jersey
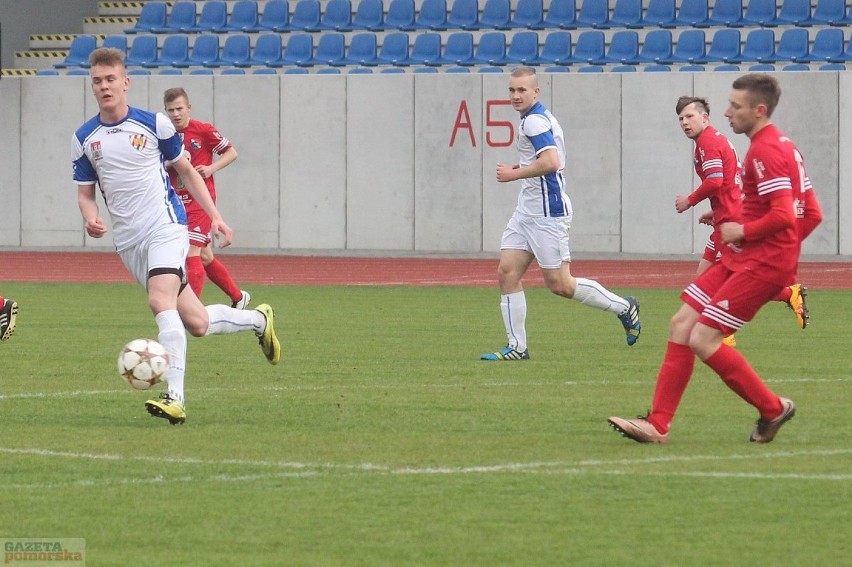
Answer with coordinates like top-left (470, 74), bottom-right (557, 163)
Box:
top-left (752, 158), bottom-right (765, 179)
top-left (130, 133), bottom-right (148, 151)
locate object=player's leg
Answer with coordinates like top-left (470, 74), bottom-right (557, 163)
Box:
top-left (0, 296), bottom-right (18, 342)
top-left (201, 243), bottom-right (249, 308)
top-left (691, 273), bottom-right (795, 442)
top-left (700, 234), bottom-right (736, 346)
top-left (481, 247), bottom-right (534, 361)
top-left (185, 217), bottom-right (207, 298)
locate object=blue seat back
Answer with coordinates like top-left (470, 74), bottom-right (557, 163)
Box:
top-left (543, 0), bottom-right (577, 28)
top-left (282, 34), bottom-right (315, 65)
top-left (126, 2), bottom-right (167, 32)
top-left (313, 33), bottom-right (346, 64)
top-left (479, 0), bottom-right (512, 29)
top-left (291, 0), bottom-right (322, 30)
top-left (511, 0), bottom-right (544, 28)
top-left (377, 32), bottom-right (411, 64)
top-left (416, 0), bottom-right (449, 29)
top-left (386, 0), bottom-right (417, 29)
top-left (320, 0), bottom-right (354, 30)
top-left (576, 0), bottom-right (609, 27)
top-left (345, 33), bottom-right (379, 65)
top-left (219, 34), bottom-right (252, 65)
top-left (642, 0), bottom-right (676, 26)
top-left (258, 0), bottom-right (290, 31)
top-left (195, 1), bottom-right (228, 31)
top-left (638, 29), bottom-right (672, 62)
top-left (506, 31), bottom-right (540, 63)
top-left (447, 0), bottom-right (480, 29)
top-left (740, 29), bottom-right (775, 62)
top-left (125, 35), bottom-right (159, 65)
top-left (189, 34), bottom-right (221, 65)
top-left (409, 32), bottom-right (442, 64)
top-left (352, 0), bottom-right (385, 29)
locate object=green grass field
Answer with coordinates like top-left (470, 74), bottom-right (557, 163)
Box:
top-left (1, 282), bottom-right (849, 566)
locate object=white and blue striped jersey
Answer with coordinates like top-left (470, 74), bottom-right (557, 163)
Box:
top-left (71, 107), bottom-right (186, 252)
top-left (516, 101), bottom-right (571, 218)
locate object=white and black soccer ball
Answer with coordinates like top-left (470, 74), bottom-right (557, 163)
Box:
top-left (118, 339), bottom-right (169, 390)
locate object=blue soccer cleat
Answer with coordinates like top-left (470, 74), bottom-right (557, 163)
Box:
top-left (618, 296), bottom-right (641, 346)
top-left (480, 345), bottom-right (530, 361)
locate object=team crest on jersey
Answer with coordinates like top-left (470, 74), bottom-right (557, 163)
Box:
top-left (90, 141), bottom-right (103, 161)
top-left (190, 139), bottom-right (202, 150)
top-left (129, 133), bottom-right (148, 151)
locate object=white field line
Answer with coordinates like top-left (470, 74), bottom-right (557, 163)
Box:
top-left (1, 447), bottom-right (850, 490)
top-left (1, 375), bottom-right (848, 401)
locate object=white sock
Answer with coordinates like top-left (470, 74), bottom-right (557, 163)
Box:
top-left (501, 291), bottom-right (527, 351)
top-left (573, 278), bottom-right (629, 314)
top-left (156, 309), bottom-right (186, 404)
top-left (204, 304), bottom-right (264, 336)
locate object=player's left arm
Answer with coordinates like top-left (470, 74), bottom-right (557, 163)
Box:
top-left (172, 158), bottom-right (233, 247)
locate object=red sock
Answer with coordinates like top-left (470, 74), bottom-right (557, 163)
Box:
top-left (186, 255), bottom-right (205, 298)
top-left (703, 345), bottom-right (784, 419)
top-left (774, 287), bottom-right (791, 303)
top-left (204, 259), bottom-right (241, 303)
top-left (648, 341), bottom-right (695, 434)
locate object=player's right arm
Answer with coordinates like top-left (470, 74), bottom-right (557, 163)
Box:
top-left (77, 183), bottom-right (107, 238)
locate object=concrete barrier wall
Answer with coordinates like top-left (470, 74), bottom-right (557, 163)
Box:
top-left (0, 72), bottom-right (845, 257)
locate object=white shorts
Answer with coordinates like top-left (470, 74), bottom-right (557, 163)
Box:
top-left (119, 223), bottom-right (189, 288)
top-left (501, 211), bottom-right (572, 269)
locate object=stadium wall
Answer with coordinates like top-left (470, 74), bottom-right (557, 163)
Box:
top-left (0, 72), bottom-right (847, 256)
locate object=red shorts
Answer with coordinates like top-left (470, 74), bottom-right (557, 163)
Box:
top-left (681, 262), bottom-right (783, 336)
top-left (701, 233), bottom-right (720, 263)
top-left (185, 208), bottom-right (212, 248)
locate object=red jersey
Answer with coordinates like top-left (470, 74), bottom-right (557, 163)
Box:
top-left (168, 119), bottom-right (232, 214)
top-left (728, 124), bottom-right (805, 286)
top-left (692, 126), bottom-right (742, 259)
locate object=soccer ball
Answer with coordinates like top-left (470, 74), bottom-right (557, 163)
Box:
top-left (118, 339), bottom-right (169, 390)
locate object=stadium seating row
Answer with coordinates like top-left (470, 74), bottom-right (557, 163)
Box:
top-left (124, 0), bottom-right (852, 36)
top-left (56, 27), bottom-right (852, 69)
top-left (36, 62), bottom-right (848, 76)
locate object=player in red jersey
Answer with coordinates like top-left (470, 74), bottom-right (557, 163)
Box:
top-left (163, 88), bottom-right (251, 309)
top-left (609, 74), bottom-right (822, 444)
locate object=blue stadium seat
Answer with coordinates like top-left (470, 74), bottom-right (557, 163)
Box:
top-left (674, 0), bottom-right (710, 27)
top-left (209, 34), bottom-right (251, 67)
top-left (381, 66), bottom-right (407, 72)
top-left (478, 66), bottom-right (504, 72)
top-left (543, 65), bottom-right (569, 72)
top-left (603, 0), bottom-right (643, 29)
top-left (143, 35), bottom-right (190, 68)
top-left (532, 31), bottom-right (572, 65)
top-left (775, 28), bottom-right (810, 62)
top-left (577, 65), bottom-right (604, 72)
top-left (253, 67), bottom-right (278, 74)
top-left (740, 0), bottom-right (777, 26)
top-left (351, 0), bottom-right (385, 30)
top-left (748, 63), bottom-right (776, 71)
top-left (665, 29), bottom-right (706, 63)
top-left (127, 68), bottom-right (152, 75)
top-left (220, 0), bottom-right (260, 32)
top-left (678, 64), bottom-right (706, 71)
top-left (376, 32), bottom-right (411, 65)
top-left (739, 29), bottom-right (775, 63)
top-left (67, 68), bottom-right (92, 75)
top-left (413, 66), bottom-right (439, 72)
top-left (408, 32), bottom-right (443, 65)
top-left (220, 68), bottom-right (245, 75)
top-left (349, 67), bottom-right (374, 73)
top-left (187, 34), bottom-right (221, 66)
top-left (385, 0), bottom-right (418, 30)
top-left (281, 33), bottom-right (316, 66)
top-left (55, 35), bottom-right (97, 68)
top-left (343, 32), bottom-right (379, 65)
top-left (318, 0), bottom-right (354, 31)
top-left (309, 33), bottom-right (346, 65)
top-left (576, 0), bottom-right (609, 28)
top-left (567, 30), bottom-right (605, 65)
top-left (36, 69), bottom-right (60, 76)
top-left (191, 1), bottom-right (228, 32)
top-left (124, 35), bottom-right (159, 67)
top-left (819, 62), bottom-right (846, 70)
top-left (471, 31), bottom-right (508, 65)
top-left (800, 28), bottom-right (845, 62)
top-left (542, 0), bottom-right (577, 29)
top-left (611, 65), bottom-right (637, 72)
top-left (189, 68), bottom-right (214, 75)
top-left (713, 64), bottom-right (741, 71)
top-left (834, 37), bottom-right (852, 62)
top-left (125, 1), bottom-right (167, 33)
top-left (602, 30), bottom-right (639, 64)
top-left (636, 29), bottom-right (673, 64)
top-left (641, 0), bottom-right (677, 27)
top-left (150, 1), bottom-right (197, 33)
top-left (804, 0), bottom-right (848, 25)
top-left (447, 0), bottom-right (481, 30)
top-left (254, 0), bottom-right (290, 32)
top-left (511, 0), bottom-right (545, 29)
top-left (317, 67), bottom-right (342, 73)
top-left (289, 0), bottom-right (322, 31)
top-left (437, 31), bottom-right (475, 65)
top-left (244, 33), bottom-right (283, 66)
top-left (102, 35), bottom-right (128, 54)
top-left (698, 29), bottom-right (741, 63)
top-left (706, 0), bottom-right (744, 26)
top-left (781, 63), bottom-right (810, 70)
top-left (775, 0), bottom-right (811, 25)
top-left (445, 66), bottom-right (471, 72)
top-left (644, 64), bottom-right (671, 71)
top-left (284, 67), bottom-right (310, 74)
top-left (479, 0), bottom-right (512, 29)
top-left (505, 31), bottom-right (540, 65)
top-left (158, 68), bottom-right (184, 76)
top-left (415, 0), bottom-right (449, 29)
